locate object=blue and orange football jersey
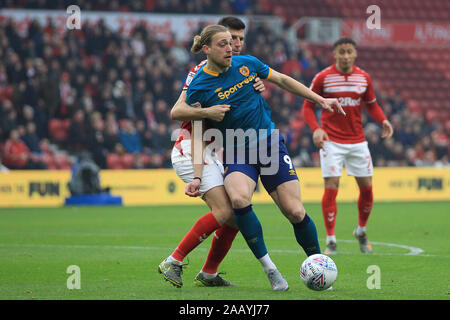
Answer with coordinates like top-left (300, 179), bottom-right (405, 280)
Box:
top-left (186, 55), bottom-right (275, 149)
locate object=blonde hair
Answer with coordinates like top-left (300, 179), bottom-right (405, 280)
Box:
top-left (191, 24), bottom-right (229, 54)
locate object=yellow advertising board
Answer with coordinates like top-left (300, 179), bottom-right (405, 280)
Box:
top-left (0, 170), bottom-right (71, 207)
top-left (0, 167), bottom-right (449, 207)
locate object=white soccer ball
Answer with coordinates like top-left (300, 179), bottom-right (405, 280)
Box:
top-left (300, 254), bottom-right (338, 291)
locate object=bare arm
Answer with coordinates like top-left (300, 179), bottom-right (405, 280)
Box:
top-left (266, 69), bottom-right (346, 115)
top-left (185, 120), bottom-right (205, 197)
top-left (170, 90), bottom-right (208, 121)
top-left (170, 90), bottom-right (230, 122)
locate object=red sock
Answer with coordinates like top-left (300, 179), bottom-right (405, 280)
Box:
top-left (201, 224), bottom-right (239, 274)
top-left (322, 188), bottom-right (338, 236)
top-left (358, 186), bottom-right (373, 227)
top-left (171, 212), bottom-right (221, 262)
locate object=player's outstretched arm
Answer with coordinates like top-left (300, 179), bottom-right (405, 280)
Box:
top-left (267, 69), bottom-right (346, 116)
top-left (170, 90), bottom-right (230, 122)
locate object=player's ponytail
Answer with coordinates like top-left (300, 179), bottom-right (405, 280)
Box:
top-left (191, 35), bottom-right (203, 54)
top-left (191, 24), bottom-right (228, 54)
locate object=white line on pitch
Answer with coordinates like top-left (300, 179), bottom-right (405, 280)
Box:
top-left (0, 241), bottom-right (436, 257)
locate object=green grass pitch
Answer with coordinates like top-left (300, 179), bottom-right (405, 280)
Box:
top-left (0, 202), bottom-right (448, 300)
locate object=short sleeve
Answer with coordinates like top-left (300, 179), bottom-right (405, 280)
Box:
top-left (186, 85), bottom-right (205, 107)
top-left (246, 55), bottom-right (271, 79)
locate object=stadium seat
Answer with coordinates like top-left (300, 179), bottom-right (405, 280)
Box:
top-left (426, 110), bottom-right (440, 123)
top-left (141, 154), bottom-right (151, 166)
top-left (49, 119), bottom-right (70, 142)
top-left (106, 153), bottom-right (123, 169)
top-left (121, 153), bottom-right (135, 169)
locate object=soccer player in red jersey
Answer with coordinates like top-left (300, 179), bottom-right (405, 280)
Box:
top-left (302, 38), bottom-right (393, 254)
top-left (158, 17), bottom-right (270, 288)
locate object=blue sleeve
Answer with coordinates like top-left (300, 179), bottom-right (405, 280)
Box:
top-left (186, 85), bottom-right (205, 107)
top-left (246, 55), bottom-right (271, 79)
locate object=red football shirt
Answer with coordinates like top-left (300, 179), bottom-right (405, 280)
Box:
top-left (174, 60), bottom-right (207, 154)
top-left (302, 64), bottom-right (385, 144)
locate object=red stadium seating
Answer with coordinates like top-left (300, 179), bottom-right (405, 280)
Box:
top-left (258, 0), bottom-right (449, 22)
top-left (106, 153), bottom-right (123, 169)
top-left (141, 154), bottom-right (151, 166)
top-left (121, 153), bottom-right (135, 169)
top-left (49, 119), bottom-right (71, 142)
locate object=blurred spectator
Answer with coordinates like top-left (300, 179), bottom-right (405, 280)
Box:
top-left (119, 119), bottom-right (142, 153)
top-left (67, 109), bottom-right (90, 152)
top-left (22, 122), bottom-right (42, 155)
top-left (0, 10), bottom-right (447, 170)
top-left (2, 128), bottom-right (46, 169)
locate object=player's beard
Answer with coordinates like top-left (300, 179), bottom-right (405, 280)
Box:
top-left (209, 54), bottom-right (231, 72)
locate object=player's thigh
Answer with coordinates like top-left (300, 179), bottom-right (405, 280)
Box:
top-left (345, 142), bottom-right (373, 177)
top-left (223, 170), bottom-right (257, 209)
top-left (320, 141), bottom-right (346, 178)
top-left (269, 179), bottom-right (305, 224)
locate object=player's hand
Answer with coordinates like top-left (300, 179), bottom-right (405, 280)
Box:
top-left (253, 77), bottom-right (266, 93)
top-left (206, 104), bottom-right (230, 122)
top-left (313, 128), bottom-right (329, 150)
top-left (320, 98), bottom-right (346, 116)
top-left (381, 120), bottom-right (394, 139)
top-left (185, 179), bottom-right (201, 197)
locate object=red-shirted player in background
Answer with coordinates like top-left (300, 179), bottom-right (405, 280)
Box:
top-left (302, 38), bottom-right (393, 254)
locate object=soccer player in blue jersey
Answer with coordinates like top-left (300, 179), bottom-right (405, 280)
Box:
top-left (159, 17), bottom-right (276, 289)
top-left (185, 25), bottom-right (345, 290)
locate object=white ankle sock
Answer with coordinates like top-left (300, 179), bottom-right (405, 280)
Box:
top-left (259, 253), bottom-right (277, 274)
top-left (200, 271), bottom-right (217, 279)
top-left (356, 226), bottom-right (366, 235)
top-left (326, 235), bottom-right (337, 244)
top-left (166, 256), bottom-right (182, 264)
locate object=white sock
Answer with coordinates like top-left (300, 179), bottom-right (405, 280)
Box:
top-left (166, 256), bottom-right (182, 265)
top-left (326, 235), bottom-right (337, 244)
top-left (200, 271), bottom-right (217, 279)
top-left (258, 253), bottom-right (277, 274)
top-left (356, 226), bottom-right (366, 235)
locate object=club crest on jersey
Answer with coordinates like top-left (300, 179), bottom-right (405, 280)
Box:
top-left (239, 65), bottom-right (250, 76)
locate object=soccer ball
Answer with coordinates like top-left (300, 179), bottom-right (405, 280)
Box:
top-left (300, 254), bottom-right (338, 291)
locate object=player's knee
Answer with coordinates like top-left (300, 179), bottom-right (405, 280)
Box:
top-left (325, 178), bottom-right (339, 189)
top-left (211, 204), bottom-right (234, 226)
top-left (286, 206), bottom-right (306, 224)
top-left (229, 194), bottom-right (251, 210)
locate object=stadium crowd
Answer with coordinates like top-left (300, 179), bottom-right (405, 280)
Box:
top-left (0, 0), bottom-right (266, 15)
top-left (0, 13), bottom-right (448, 170)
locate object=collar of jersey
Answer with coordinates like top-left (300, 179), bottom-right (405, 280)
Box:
top-left (203, 67), bottom-right (219, 76)
top-left (203, 63), bottom-right (232, 77)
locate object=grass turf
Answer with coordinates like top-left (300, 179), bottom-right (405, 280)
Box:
top-left (0, 202), bottom-right (448, 300)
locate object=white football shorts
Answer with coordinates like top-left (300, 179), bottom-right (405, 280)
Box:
top-left (319, 141), bottom-right (373, 177)
top-left (171, 139), bottom-right (224, 197)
